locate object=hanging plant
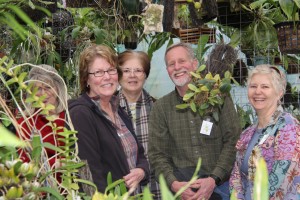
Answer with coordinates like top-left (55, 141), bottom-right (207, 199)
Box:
top-left (141, 1), bottom-right (164, 34)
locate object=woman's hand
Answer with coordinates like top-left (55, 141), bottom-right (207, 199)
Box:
top-left (123, 168), bottom-right (145, 191)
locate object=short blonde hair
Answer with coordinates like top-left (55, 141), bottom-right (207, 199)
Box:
top-left (247, 64), bottom-right (287, 95)
top-left (27, 64), bottom-right (67, 114)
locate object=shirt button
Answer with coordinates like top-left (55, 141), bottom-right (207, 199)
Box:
top-left (195, 150), bottom-right (199, 154)
top-left (190, 121), bottom-right (194, 124)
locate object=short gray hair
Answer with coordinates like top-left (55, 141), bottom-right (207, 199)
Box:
top-left (247, 64), bottom-right (287, 95)
top-left (164, 42), bottom-right (196, 65)
top-left (27, 64), bottom-right (67, 114)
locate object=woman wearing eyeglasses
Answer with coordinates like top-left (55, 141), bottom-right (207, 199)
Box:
top-left (69, 44), bottom-right (149, 193)
top-left (116, 50), bottom-right (161, 199)
top-left (229, 64), bottom-right (300, 200)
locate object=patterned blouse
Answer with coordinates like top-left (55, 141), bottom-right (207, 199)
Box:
top-left (229, 106), bottom-right (300, 199)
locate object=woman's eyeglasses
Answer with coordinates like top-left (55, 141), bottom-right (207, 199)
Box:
top-left (122, 68), bottom-right (144, 76)
top-left (88, 68), bottom-right (118, 77)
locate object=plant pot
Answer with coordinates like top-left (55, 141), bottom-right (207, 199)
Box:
top-left (274, 21), bottom-right (300, 54)
top-left (253, 56), bottom-right (272, 66)
top-left (172, 27), bottom-right (216, 44)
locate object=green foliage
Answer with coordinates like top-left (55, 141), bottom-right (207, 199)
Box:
top-left (253, 158), bottom-right (269, 200)
top-left (176, 65), bottom-right (236, 121)
top-left (0, 57), bottom-right (86, 199)
top-left (236, 105), bottom-right (254, 130)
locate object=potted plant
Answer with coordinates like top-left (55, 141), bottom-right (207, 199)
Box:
top-left (172, 0), bottom-right (217, 44)
top-left (234, 1), bottom-right (285, 64)
top-left (273, 0), bottom-right (300, 54)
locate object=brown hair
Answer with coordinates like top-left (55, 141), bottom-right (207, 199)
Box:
top-left (117, 50), bottom-right (151, 79)
top-left (79, 44), bottom-right (117, 93)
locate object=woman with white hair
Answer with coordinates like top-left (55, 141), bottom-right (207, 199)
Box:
top-left (229, 64), bottom-right (300, 199)
top-left (16, 64), bottom-right (67, 172)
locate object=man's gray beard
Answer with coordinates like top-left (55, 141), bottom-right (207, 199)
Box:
top-left (171, 76), bottom-right (191, 87)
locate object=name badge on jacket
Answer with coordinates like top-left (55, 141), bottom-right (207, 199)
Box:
top-left (200, 120), bottom-right (213, 135)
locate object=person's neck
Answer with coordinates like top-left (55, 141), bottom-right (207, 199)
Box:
top-left (257, 107), bottom-right (277, 129)
top-left (99, 99), bottom-right (111, 110)
top-left (122, 89), bottom-right (142, 103)
top-left (176, 85), bottom-right (188, 97)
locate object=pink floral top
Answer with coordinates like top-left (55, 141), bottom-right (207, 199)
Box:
top-left (229, 108), bottom-right (300, 200)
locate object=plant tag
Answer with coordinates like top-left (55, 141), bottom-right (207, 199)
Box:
top-left (200, 120), bottom-right (213, 135)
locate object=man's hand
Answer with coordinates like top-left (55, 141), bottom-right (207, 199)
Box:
top-left (123, 168), bottom-right (145, 191)
top-left (171, 181), bottom-right (196, 200)
top-left (190, 177), bottom-right (216, 200)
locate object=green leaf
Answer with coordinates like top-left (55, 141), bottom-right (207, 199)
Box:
top-left (200, 85), bottom-right (209, 92)
top-left (253, 158), bottom-right (269, 200)
top-left (200, 103), bottom-right (209, 109)
top-left (212, 112), bottom-right (219, 122)
top-left (176, 103), bottom-right (189, 109)
top-left (190, 101), bottom-right (197, 112)
top-left (43, 142), bottom-right (64, 154)
top-left (183, 92), bottom-right (195, 101)
top-left (32, 135), bottom-right (42, 163)
top-left (279, 0), bottom-right (295, 20)
top-left (219, 83), bottom-right (232, 93)
top-left (71, 26), bottom-right (81, 39)
top-left (190, 71), bottom-right (201, 79)
top-left (224, 71), bottom-right (232, 79)
top-left (159, 174), bottom-right (175, 200)
top-left (105, 179), bottom-right (125, 195)
top-left (188, 83), bottom-right (200, 92)
top-left (0, 125), bottom-right (26, 147)
top-left (33, 187), bottom-right (64, 200)
top-left (197, 64), bottom-right (206, 72)
top-left (142, 187), bottom-right (153, 200)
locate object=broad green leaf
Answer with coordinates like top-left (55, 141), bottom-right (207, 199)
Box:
top-left (142, 187), bottom-right (153, 200)
top-left (190, 71), bottom-right (201, 79)
top-left (212, 112), bottom-right (219, 122)
top-left (200, 103), bottom-right (209, 109)
top-left (279, 0), bottom-right (295, 20)
top-left (188, 83), bottom-right (200, 92)
top-left (205, 73), bottom-right (213, 79)
top-left (183, 92), bottom-right (195, 101)
top-left (197, 64), bottom-right (206, 72)
top-left (253, 158), bottom-right (269, 200)
top-left (213, 74), bottom-right (221, 81)
top-left (176, 103), bottom-right (189, 109)
top-left (33, 187), bottom-right (63, 200)
top-left (0, 125), bottom-right (26, 147)
top-left (219, 83), bottom-right (232, 93)
top-left (224, 71), bottom-right (232, 79)
top-left (159, 174), bottom-right (174, 200)
top-left (200, 85), bottom-right (209, 92)
top-left (190, 101), bottom-right (197, 112)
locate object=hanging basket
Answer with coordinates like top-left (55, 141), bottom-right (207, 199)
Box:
top-left (274, 21), bottom-right (300, 54)
top-left (65, 0), bottom-right (112, 8)
top-left (172, 27), bottom-right (216, 44)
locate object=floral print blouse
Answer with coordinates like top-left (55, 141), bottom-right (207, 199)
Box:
top-left (229, 107), bottom-right (300, 200)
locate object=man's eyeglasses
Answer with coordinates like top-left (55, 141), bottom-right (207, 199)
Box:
top-left (122, 68), bottom-right (144, 76)
top-left (88, 68), bottom-right (118, 77)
